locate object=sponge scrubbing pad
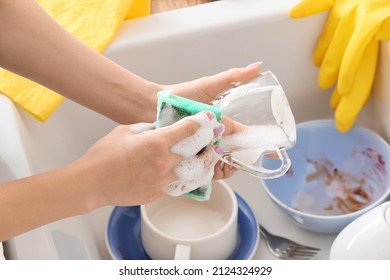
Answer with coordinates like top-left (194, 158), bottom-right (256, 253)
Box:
top-left (156, 90), bottom-right (222, 201)
top-left (157, 91), bottom-right (222, 126)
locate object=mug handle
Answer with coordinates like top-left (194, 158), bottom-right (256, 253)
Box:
top-left (174, 244), bottom-right (191, 260)
top-left (222, 147), bottom-right (291, 179)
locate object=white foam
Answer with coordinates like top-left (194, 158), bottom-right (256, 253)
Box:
top-left (128, 116), bottom-right (220, 197)
top-left (164, 173), bottom-right (213, 197)
top-left (162, 112), bottom-right (222, 196)
top-left (169, 111), bottom-right (219, 158)
top-left (222, 125), bottom-right (289, 151)
top-left (221, 125), bottom-right (289, 164)
top-left (158, 104), bottom-right (181, 127)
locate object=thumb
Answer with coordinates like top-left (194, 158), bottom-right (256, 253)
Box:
top-left (156, 111), bottom-right (222, 158)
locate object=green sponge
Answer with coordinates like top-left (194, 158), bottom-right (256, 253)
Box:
top-left (156, 90), bottom-right (222, 126)
top-left (156, 90), bottom-right (222, 201)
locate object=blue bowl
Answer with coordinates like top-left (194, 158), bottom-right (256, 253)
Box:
top-left (262, 120), bottom-right (390, 234)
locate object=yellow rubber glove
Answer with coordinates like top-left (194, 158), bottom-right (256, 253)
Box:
top-left (331, 19), bottom-right (390, 132)
top-left (333, 40), bottom-right (379, 132)
top-left (290, 0), bottom-right (390, 132)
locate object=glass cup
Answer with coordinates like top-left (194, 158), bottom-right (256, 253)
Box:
top-left (212, 71), bottom-right (296, 179)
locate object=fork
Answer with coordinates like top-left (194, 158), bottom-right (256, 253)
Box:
top-left (259, 224), bottom-right (320, 260)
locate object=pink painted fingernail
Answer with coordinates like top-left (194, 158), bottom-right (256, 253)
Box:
top-left (214, 125), bottom-right (224, 136)
top-left (214, 146), bottom-right (224, 155)
top-left (245, 61), bottom-right (263, 69)
top-left (206, 112), bottom-right (216, 120)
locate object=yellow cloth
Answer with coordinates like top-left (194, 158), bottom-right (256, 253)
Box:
top-left (0, 0), bottom-right (150, 122)
top-left (290, 0), bottom-right (390, 132)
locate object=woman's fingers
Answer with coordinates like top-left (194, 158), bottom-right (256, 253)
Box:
top-left (213, 160), bottom-right (236, 180)
top-left (206, 62), bottom-right (263, 93)
top-left (221, 116), bottom-right (246, 136)
top-left (127, 110), bottom-right (231, 196)
top-left (169, 63), bottom-right (261, 103)
top-left (175, 149), bottom-right (218, 180)
top-left (164, 111), bottom-right (223, 157)
top-left (166, 147), bottom-right (220, 196)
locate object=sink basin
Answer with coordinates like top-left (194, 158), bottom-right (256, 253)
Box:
top-left (0, 95), bottom-right (31, 182)
top-left (2, 0), bottom-right (390, 259)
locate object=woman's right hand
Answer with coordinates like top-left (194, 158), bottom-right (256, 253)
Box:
top-left (77, 111), bottom-right (222, 208)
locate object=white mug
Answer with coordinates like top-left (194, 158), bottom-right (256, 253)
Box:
top-left (140, 181), bottom-right (238, 260)
top-left (212, 71), bottom-right (296, 179)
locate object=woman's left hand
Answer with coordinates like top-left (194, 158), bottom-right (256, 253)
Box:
top-left (166, 62), bottom-right (261, 104)
top-left (166, 62), bottom-right (261, 181)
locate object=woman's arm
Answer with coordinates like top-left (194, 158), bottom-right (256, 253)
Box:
top-left (0, 0), bottom-right (159, 123)
top-left (0, 112), bottom-right (221, 241)
top-left (0, 0), bottom-right (260, 124)
top-left (0, 0), bottom-right (260, 240)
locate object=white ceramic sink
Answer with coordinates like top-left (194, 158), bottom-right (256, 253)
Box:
top-left (2, 0), bottom-right (390, 259)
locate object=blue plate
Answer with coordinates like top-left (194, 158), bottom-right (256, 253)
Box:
top-left (106, 193), bottom-right (259, 260)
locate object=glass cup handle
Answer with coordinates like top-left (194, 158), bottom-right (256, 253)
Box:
top-left (223, 148), bottom-right (291, 179)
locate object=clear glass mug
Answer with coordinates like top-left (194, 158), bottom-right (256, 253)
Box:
top-left (212, 71), bottom-right (296, 179)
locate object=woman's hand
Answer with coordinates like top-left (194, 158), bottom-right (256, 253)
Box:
top-left (213, 116), bottom-right (247, 180)
top-left (163, 62), bottom-right (262, 181)
top-left (78, 111), bottom-right (221, 207)
top-left (166, 62), bottom-right (262, 104)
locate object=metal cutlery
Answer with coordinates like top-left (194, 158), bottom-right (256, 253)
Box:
top-left (259, 224), bottom-right (320, 260)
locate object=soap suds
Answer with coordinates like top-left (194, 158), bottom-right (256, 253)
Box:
top-left (222, 125), bottom-right (290, 151)
top-left (160, 110), bottom-right (221, 197)
top-left (215, 78), bottom-right (295, 166)
top-left (158, 103), bottom-right (181, 127)
top-left (221, 125), bottom-right (290, 164)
